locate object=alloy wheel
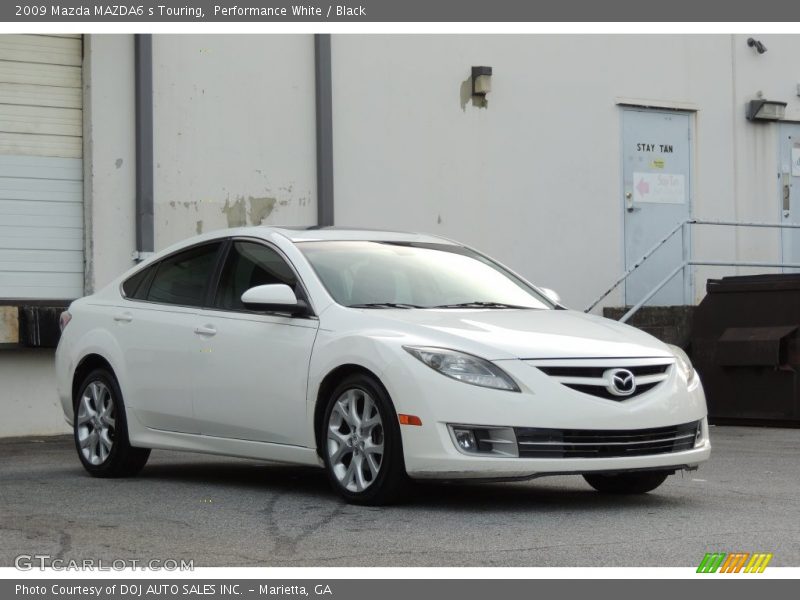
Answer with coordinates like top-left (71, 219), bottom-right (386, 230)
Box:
top-left (326, 388), bottom-right (385, 492)
top-left (76, 381), bottom-right (116, 465)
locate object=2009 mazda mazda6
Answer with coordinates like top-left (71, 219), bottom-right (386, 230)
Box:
top-left (56, 227), bottom-right (710, 504)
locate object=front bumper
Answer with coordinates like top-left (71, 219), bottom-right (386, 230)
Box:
top-left (385, 356), bottom-right (710, 480)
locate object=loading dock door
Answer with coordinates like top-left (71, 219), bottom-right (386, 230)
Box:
top-left (779, 123), bottom-right (800, 271)
top-left (622, 108), bottom-right (692, 306)
top-left (0, 35), bottom-right (84, 300)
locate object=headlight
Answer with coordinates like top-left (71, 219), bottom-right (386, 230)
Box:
top-left (667, 344), bottom-right (696, 383)
top-left (403, 346), bottom-right (520, 392)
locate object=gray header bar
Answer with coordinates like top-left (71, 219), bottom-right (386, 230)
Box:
top-left (2, 0), bottom-right (799, 22)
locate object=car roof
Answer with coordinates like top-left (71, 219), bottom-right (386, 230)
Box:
top-left (191, 225), bottom-right (458, 245)
top-left (274, 226), bottom-right (457, 244)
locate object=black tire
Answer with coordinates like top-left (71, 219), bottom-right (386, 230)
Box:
top-left (583, 470), bottom-right (670, 494)
top-left (73, 368), bottom-right (150, 478)
top-left (320, 373), bottom-right (410, 505)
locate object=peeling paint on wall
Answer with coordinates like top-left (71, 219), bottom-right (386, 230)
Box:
top-left (196, 220), bottom-right (203, 234)
top-left (221, 196), bottom-right (247, 227)
top-left (115, 158), bottom-right (123, 169)
top-left (248, 196), bottom-right (277, 225)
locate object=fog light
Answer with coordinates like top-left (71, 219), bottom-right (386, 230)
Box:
top-left (694, 421), bottom-right (705, 448)
top-left (453, 428), bottom-right (477, 452)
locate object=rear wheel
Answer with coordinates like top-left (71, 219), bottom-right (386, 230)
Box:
top-left (74, 368), bottom-right (150, 477)
top-left (583, 471), bottom-right (670, 494)
top-left (322, 373), bottom-right (409, 505)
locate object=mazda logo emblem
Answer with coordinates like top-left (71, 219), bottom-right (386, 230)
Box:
top-left (606, 368), bottom-right (636, 397)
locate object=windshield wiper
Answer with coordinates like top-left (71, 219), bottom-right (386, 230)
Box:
top-left (431, 301), bottom-right (533, 309)
top-left (347, 302), bottom-right (423, 309)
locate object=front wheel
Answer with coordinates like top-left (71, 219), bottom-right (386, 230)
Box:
top-left (583, 471), bottom-right (670, 494)
top-left (74, 368), bottom-right (150, 477)
top-left (322, 374), bottom-right (409, 505)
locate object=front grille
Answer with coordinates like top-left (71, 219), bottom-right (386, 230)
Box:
top-left (533, 361), bottom-right (672, 400)
top-left (515, 421), bottom-right (700, 458)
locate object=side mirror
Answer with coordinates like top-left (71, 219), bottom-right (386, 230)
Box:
top-left (241, 284), bottom-right (308, 316)
top-left (539, 287), bottom-right (561, 305)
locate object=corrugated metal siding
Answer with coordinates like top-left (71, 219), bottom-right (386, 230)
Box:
top-left (0, 35), bottom-right (83, 300)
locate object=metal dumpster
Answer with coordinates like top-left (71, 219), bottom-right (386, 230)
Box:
top-left (689, 273), bottom-right (800, 426)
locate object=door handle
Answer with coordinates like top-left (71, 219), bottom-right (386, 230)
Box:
top-left (783, 172), bottom-right (791, 217)
top-left (113, 312), bottom-right (133, 323)
top-left (625, 191), bottom-right (640, 213)
top-left (194, 325), bottom-right (217, 337)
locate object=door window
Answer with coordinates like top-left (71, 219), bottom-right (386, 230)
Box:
top-left (146, 243), bottom-right (222, 307)
top-left (214, 241), bottom-right (299, 311)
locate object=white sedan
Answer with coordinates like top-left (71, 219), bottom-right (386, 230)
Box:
top-left (56, 227), bottom-right (710, 504)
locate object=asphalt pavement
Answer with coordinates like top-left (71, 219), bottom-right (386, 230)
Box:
top-left (1, 425), bottom-right (798, 567)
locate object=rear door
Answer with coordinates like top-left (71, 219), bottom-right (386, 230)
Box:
top-left (192, 239), bottom-right (319, 446)
top-left (116, 241), bottom-right (223, 434)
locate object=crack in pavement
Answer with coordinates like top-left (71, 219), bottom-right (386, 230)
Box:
top-left (261, 493), bottom-right (347, 558)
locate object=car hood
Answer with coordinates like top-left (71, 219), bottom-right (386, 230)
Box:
top-left (351, 308), bottom-right (674, 360)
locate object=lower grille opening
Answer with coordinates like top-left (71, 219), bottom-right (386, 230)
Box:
top-left (514, 421), bottom-right (700, 458)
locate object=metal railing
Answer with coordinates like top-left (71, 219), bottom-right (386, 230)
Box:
top-left (586, 219), bottom-right (800, 323)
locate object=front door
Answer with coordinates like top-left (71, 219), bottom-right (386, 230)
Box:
top-left (192, 240), bottom-right (319, 445)
top-left (779, 123), bottom-right (800, 270)
top-left (622, 108), bottom-right (692, 306)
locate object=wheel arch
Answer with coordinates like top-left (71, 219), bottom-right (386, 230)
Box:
top-left (313, 363), bottom-right (389, 458)
top-left (72, 353), bottom-right (116, 410)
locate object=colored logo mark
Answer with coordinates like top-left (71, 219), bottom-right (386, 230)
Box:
top-left (697, 552), bottom-right (773, 573)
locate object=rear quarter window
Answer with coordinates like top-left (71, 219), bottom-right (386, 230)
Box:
top-left (122, 266), bottom-right (154, 299)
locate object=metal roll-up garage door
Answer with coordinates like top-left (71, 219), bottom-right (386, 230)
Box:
top-left (0, 34), bottom-right (83, 301)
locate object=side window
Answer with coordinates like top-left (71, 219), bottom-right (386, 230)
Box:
top-left (215, 241), bottom-right (298, 311)
top-left (122, 266), bottom-right (154, 299)
top-left (146, 243), bottom-right (221, 307)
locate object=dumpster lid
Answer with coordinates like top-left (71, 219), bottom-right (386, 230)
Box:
top-left (716, 325), bottom-right (798, 366)
top-left (707, 273), bottom-right (800, 294)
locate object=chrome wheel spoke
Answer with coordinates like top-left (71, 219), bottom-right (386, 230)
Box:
top-left (99, 430), bottom-right (113, 452)
top-left (76, 402), bottom-right (93, 426)
top-left (79, 430), bottom-right (97, 449)
top-left (89, 382), bottom-right (101, 411)
top-left (327, 428), bottom-right (350, 463)
top-left (365, 452), bottom-right (381, 478)
top-left (342, 459), bottom-right (357, 491)
top-left (364, 438), bottom-right (384, 457)
top-left (348, 391), bottom-right (362, 427)
top-left (92, 433), bottom-right (103, 464)
top-left (335, 395), bottom-right (355, 428)
top-left (353, 454), bottom-right (368, 491)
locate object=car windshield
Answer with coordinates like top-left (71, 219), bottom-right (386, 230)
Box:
top-left (297, 240), bottom-right (552, 310)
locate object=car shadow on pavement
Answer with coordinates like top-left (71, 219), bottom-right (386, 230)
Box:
top-left (136, 459), bottom-right (689, 512)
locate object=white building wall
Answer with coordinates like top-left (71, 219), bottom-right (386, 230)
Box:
top-left (331, 34), bottom-right (800, 309)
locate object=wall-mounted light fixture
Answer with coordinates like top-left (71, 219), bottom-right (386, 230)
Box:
top-left (746, 99), bottom-right (787, 121)
top-left (747, 37), bottom-right (768, 54)
top-left (471, 66), bottom-right (492, 97)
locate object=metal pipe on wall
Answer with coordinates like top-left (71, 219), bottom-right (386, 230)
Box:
top-left (314, 34), bottom-right (334, 227)
top-left (134, 34), bottom-right (154, 259)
